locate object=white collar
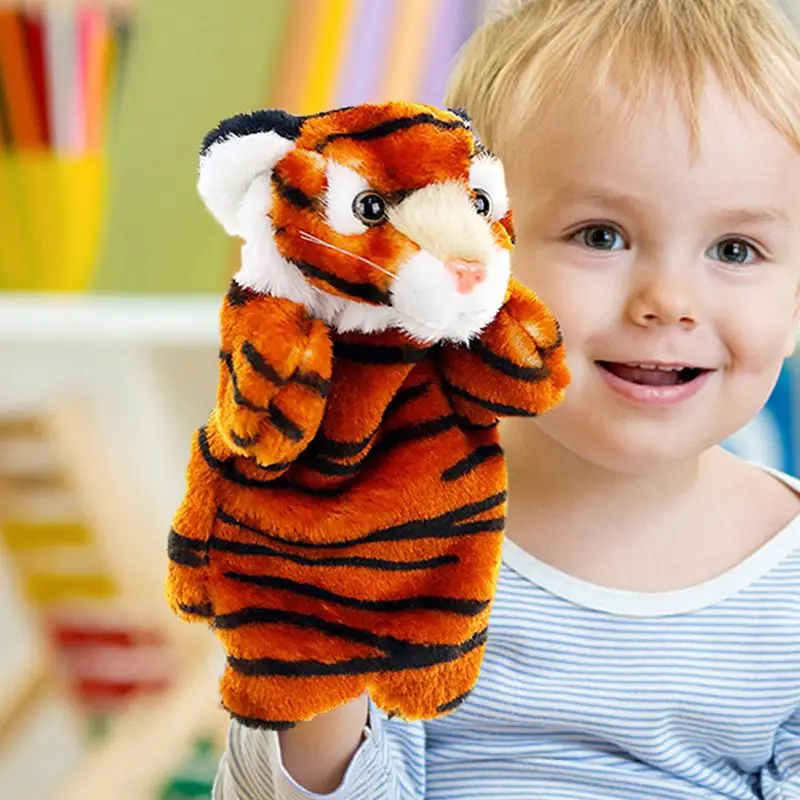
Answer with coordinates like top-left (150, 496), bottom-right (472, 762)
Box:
top-left (502, 467), bottom-right (800, 618)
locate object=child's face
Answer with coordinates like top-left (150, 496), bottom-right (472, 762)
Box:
top-left (506, 75), bottom-right (800, 474)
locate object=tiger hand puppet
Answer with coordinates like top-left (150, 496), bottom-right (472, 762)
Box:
top-left (167, 102), bottom-right (569, 729)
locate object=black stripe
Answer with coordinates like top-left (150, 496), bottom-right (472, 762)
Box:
top-left (454, 413), bottom-right (499, 432)
top-left (241, 342), bottom-right (286, 386)
top-left (169, 549), bottom-right (206, 568)
top-left (310, 429), bottom-right (376, 460)
top-left (333, 341), bottom-right (428, 364)
top-left (215, 607), bottom-right (447, 657)
top-left (302, 415), bottom-right (458, 477)
top-left (265, 461), bottom-right (293, 472)
top-left (373, 414), bottom-right (458, 456)
top-left (216, 608), bottom-right (486, 673)
top-left (442, 443), bottom-right (504, 482)
top-left (215, 490), bottom-right (507, 550)
top-left (225, 709), bottom-right (296, 731)
top-left (310, 426), bottom-right (380, 463)
top-left (219, 350), bottom-right (269, 413)
top-left (452, 517), bottom-right (505, 536)
top-left (178, 602), bottom-right (213, 618)
top-left (209, 536), bottom-right (458, 571)
top-left (307, 383), bottom-right (430, 460)
top-left (293, 259), bottom-right (391, 305)
top-left (215, 607), bottom-right (409, 652)
top-left (437, 690), bottom-right (471, 713)
top-left (268, 404), bottom-right (305, 443)
top-left (444, 378), bottom-right (539, 417)
top-left (168, 529), bottom-right (209, 568)
top-left (227, 628), bottom-right (488, 677)
top-left (272, 171), bottom-right (315, 211)
top-left (169, 529), bottom-right (208, 553)
top-left (294, 369), bottom-right (332, 397)
top-left (222, 572), bottom-right (490, 616)
top-left (316, 113), bottom-right (465, 150)
top-left (226, 280), bottom-right (252, 306)
top-left (386, 381), bottom-right (432, 413)
top-left (304, 105), bottom-right (356, 120)
top-left (219, 352), bottom-right (307, 441)
top-left (470, 339), bottom-right (551, 382)
top-left (197, 426), bottom-right (297, 489)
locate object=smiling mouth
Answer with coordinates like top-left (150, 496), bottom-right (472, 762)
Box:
top-left (596, 361), bottom-right (712, 386)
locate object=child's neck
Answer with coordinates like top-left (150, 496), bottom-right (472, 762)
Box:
top-left (504, 418), bottom-right (703, 519)
top-left (502, 420), bottom-right (797, 592)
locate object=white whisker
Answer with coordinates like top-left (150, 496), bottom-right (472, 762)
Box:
top-left (298, 230), bottom-right (396, 280)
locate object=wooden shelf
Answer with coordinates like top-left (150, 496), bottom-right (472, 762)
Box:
top-left (0, 292), bottom-right (220, 346)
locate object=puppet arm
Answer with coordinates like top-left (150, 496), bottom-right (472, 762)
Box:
top-left (440, 278), bottom-right (569, 424)
top-left (213, 282), bottom-right (333, 469)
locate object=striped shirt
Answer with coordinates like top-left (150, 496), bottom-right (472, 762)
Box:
top-left (214, 468), bottom-right (800, 799)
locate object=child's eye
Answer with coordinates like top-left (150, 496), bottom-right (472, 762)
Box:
top-left (706, 238), bottom-right (762, 265)
top-left (572, 225), bottom-right (627, 251)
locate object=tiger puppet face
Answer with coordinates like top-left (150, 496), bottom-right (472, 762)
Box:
top-left (198, 102), bottom-right (515, 345)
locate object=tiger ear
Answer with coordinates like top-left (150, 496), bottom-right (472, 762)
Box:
top-left (500, 209), bottom-right (516, 245)
top-left (447, 106), bottom-right (490, 153)
top-left (447, 107), bottom-right (472, 126)
top-left (197, 109), bottom-right (302, 237)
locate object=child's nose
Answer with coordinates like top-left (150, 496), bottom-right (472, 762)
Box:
top-left (627, 274), bottom-right (698, 329)
top-left (444, 259), bottom-right (487, 294)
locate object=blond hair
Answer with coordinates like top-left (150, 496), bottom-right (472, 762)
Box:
top-left (445, 0), bottom-right (800, 159)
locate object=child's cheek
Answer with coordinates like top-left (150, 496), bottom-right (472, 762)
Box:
top-left (719, 300), bottom-right (796, 379)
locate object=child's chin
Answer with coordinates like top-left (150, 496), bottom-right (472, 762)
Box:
top-left (590, 429), bottom-right (720, 474)
top-left (539, 412), bottom-right (719, 475)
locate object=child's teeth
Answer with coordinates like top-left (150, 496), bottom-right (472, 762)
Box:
top-left (625, 363), bottom-right (683, 372)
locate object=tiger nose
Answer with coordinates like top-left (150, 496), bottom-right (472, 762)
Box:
top-left (444, 259), bottom-right (487, 294)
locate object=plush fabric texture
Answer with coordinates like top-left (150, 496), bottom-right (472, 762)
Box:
top-left (166, 102), bottom-right (569, 729)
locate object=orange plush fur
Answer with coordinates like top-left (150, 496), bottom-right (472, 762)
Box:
top-left (166, 102), bottom-right (569, 729)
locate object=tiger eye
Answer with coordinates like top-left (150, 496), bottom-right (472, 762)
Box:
top-left (473, 189), bottom-right (492, 217)
top-left (353, 191), bottom-right (387, 225)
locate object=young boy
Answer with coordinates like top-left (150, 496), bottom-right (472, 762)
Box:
top-left (214, 0), bottom-right (800, 797)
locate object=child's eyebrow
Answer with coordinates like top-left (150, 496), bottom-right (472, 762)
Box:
top-left (712, 207), bottom-right (790, 229)
top-left (551, 186), bottom-right (790, 229)
top-left (551, 186), bottom-right (644, 216)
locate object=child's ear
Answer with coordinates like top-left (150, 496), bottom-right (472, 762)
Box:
top-left (197, 109), bottom-right (302, 238)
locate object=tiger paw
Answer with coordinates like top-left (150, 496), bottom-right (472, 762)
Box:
top-left (441, 278), bottom-right (570, 421)
top-left (215, 281), bottom-right (333, 467)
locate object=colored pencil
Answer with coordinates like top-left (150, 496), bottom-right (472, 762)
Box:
top-left (0, 8), bottom-right (45, 148)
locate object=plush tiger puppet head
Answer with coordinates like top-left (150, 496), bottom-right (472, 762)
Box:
top-left (197, 102), bottom-right (515, 345)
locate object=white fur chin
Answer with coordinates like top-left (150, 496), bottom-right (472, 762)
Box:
top-left (391, 249), bottom-right (510, 345)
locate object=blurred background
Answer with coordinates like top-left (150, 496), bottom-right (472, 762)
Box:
top-left (0, 0), bottom-right (798, 797)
